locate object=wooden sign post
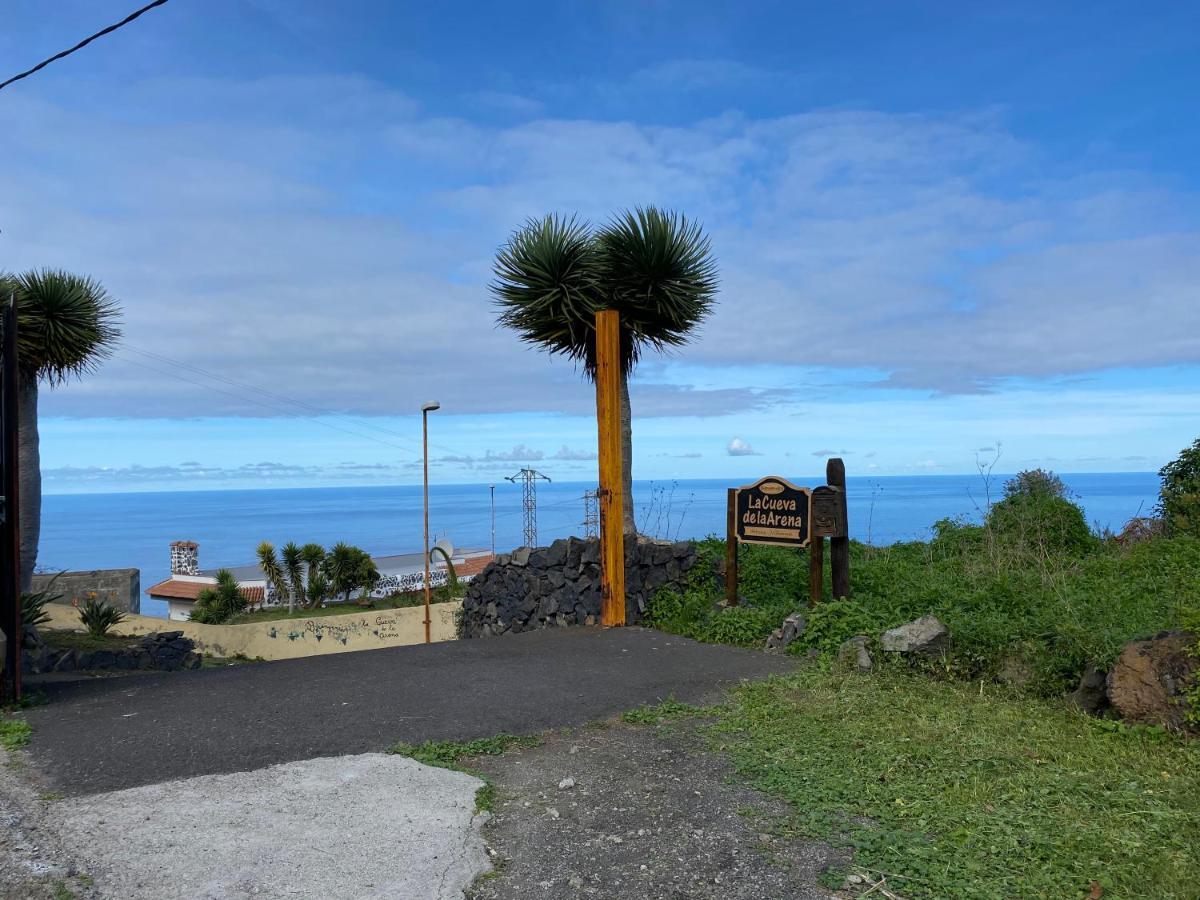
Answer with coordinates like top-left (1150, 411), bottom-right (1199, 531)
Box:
top-left (594, 309), bottom-right (625, 627)
top-left (725, 460), bottom-right (850, 610)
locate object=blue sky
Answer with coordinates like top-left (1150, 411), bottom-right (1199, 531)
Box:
top-left (2, 1), bottom-right (1197, 493)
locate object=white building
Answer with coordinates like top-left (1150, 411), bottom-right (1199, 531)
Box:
top-left (146, 540), bottom-right (491, 622)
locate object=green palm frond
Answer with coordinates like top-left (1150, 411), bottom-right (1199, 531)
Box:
top-left (596, 206), bottom-right (718, 369)
top-left (491, 214), bottom-right (602, 370)
top-left (490, 208), bottom-right (717, 377)
top-left (2, 269), bottom-right (122, 385)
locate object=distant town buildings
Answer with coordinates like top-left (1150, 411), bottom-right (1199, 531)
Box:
top-left (147, 540), bottom-right (491, 621)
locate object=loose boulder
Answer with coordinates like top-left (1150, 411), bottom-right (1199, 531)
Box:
top-left (765, 613), bottom-right (807, 653)
top-left (836, 635), bottom-right (873, 674)
top-left (880, 615), bottom-right (948, 657)
top-left (1107, 631), bottom-right (1197, 730)
top-left (1068, 665), bottom-right (1110, 716)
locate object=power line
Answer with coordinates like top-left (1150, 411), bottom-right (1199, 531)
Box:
top-left (0, 0), bottom-right (171, 93)
top-left (121, 345), bottom-right (448, 452)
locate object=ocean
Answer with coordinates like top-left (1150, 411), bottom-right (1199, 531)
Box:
top-left (40, 472), bottom-right (1160, 619)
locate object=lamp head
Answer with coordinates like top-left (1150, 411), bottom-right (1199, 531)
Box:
top-left (421, 401), bottom-right (441, 413)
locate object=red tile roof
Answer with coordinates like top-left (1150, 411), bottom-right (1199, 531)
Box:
top-left (456, 554), bottom-right (494, 578)
top-left (146, 578), bottom-right (264, 603)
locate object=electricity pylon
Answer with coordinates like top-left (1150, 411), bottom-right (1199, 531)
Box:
top-left (506, 468), bottom-right (551, 548)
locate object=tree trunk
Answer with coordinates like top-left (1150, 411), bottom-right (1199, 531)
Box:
top-left (619, 367), bottom-right (636, 534)
top-left (16, 377), bottom-right (40, 594)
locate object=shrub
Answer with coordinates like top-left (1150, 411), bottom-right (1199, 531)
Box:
top-left (21, 582), bottom-right (59, 631)
top-left (1004, 468), bottom-right (1068, 500)
top-left (190, 569), bottom-right (247, 625)
top-left (987, 492), bottom-right (1095, 555)
top-left (78, 598), bottom-right (125, 638)
top-left (1158, 436), bottom-right (1200, 537)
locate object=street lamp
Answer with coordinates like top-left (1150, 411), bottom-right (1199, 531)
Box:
top-left (489, 484), bottom-right (496, 556)
top-left (421, 400), bottom-right (440, 643)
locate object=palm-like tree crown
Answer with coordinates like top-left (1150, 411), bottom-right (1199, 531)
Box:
top-left (492, 207), bottom-right (717, 377)
top-left (1, 269), bottom-right (121, 384)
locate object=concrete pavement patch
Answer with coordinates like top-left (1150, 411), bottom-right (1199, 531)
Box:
top-left (45, 753), bottom-right (490, 899)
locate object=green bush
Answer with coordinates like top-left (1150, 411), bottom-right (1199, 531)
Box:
top-left (190, 569), bottom-right (247, 624)
top-left (1158, 436), bottom-right (1200, 537)
top-left (78, 598), bottom-right (125, 638)
top-left (986, 492), bottom-right (1095, 555)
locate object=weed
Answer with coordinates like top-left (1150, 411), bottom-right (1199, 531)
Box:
top-left (52, 882), bottom-right (74, 900)
top-left (0, 717), bottom-right (31, 751)
top-left (621, 698), bottom-right (710, 725)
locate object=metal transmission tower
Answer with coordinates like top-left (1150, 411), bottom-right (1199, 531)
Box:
top-left (506, 468), bottom-right (551, 548)
top-left (582, 489), bottom-right (600, 538)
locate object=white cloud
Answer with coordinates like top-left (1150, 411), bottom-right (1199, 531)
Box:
top-left (2, 74), bottom-right (1196, 427)
top-left (727, 437), bottom-right (759, 456)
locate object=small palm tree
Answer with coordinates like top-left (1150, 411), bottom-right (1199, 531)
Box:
top-left (191, 570), bottom-right (247, 624)
top-left (492, 208), bottom-right (717, 533)
top-left (256, 541), bottom-right (290, 612)
top-left (300, 543), bottom-right (327, 608)
top-left (281, 542), bottom-right (305, 611)
top-left (1, 270), bottom-right (121, 590)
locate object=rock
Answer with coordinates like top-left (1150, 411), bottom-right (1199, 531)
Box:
top-left (997, 654), bottom-right (1034, 688)
top-left (557, 777), bottom-right (575, 790)
top-left (880, 615), bottom-right (948, 657)
top-left (1107, 631), bottom-right (1198, 730)
top-left (1068, 665), bottom-right (1110, 716)
top-left (765, 613), bottom-right (807, 653)
top-left (159, 631), bottom-right (184, 641)
top-left (511, 547), bottom-right (532, 567)
top-left (836, 636), bottom-right (873, 674)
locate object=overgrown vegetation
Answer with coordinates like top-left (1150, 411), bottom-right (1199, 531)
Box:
top-left (710, 669), bottom-right (1200, 899)
top-left (647, 468), bottom-right (1200, 698)
top-left (20, 576), bottom-right (60, 631)
top-left (1158, 436), bottom-right (1200, 537)
top-left (77, 597), bottom-right (125, 638)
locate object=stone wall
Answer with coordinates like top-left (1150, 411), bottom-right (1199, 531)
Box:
top-left (24, 631), bottom-right (201, 674)
top-left (31, 569), bottom-right (141, 614)
top-left (459, 537), bottom-right (697, 638)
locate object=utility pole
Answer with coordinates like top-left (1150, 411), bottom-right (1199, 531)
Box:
top-left (506, 468), bottom-right (550, 548)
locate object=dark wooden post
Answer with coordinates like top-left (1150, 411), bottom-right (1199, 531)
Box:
top-left (725, 488), bottom-right (738, 605)
top-left (1, 295), bottom-right (21, 701)
top-left (827, 457), bottom-right (850, 599)
top-left (594, 310), bottom-right (625, 626)
top-left (808, 536), bottom-right (823, 607)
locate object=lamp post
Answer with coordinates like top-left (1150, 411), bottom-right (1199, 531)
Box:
top-left (421, 400), bottom-right (440, 643)
top-left (489, 484), bottom-right (495, 556)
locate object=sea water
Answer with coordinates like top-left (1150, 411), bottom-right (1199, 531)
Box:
top-left (40, 472), bottom-right (1159, 618)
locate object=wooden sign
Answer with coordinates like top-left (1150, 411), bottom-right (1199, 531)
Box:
top-left (810, 486), bottom-right (847, 538)
top-left (733, 476), bottom-right (811, 548)
top-left (725, 459), bottom-right (851, 609)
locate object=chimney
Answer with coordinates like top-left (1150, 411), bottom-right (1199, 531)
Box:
top-left (170, 540), bottom-right (199, 576)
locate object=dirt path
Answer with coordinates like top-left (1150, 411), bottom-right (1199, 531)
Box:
top-left (467, 715), bottom-right (842, 900)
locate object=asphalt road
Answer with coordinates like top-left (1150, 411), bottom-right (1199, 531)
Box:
top-left (23, 627), bottom-right (794, 796)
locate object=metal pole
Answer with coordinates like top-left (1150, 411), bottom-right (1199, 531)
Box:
top-left (422, 409), bottom-right (431, 644)
top-left (489, 484), bottom-right (495, 556)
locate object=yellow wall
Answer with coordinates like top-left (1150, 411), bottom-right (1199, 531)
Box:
top-left (43, 601), bottom-right (460, 661)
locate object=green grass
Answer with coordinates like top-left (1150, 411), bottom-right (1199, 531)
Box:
top-left (704, 669), bottom-right (1200, 900)
top-left (1, 716), bottom-right (32, 751)
top-left (387, 733), bottom-right (539, 813)
top-left (648, 532), bottom-right (1200, 697)
top-left (40, 630), bottom-right (140, 653)
top-left (621, 698), bottom-right (711, 725)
